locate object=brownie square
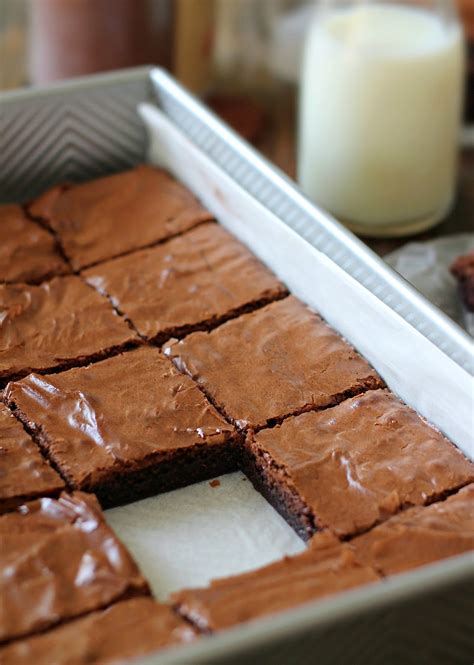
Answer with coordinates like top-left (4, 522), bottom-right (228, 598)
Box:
top-left (28, 166), bottom-right (213, 270)
top-left (164, 296), bottom-right (383, 431)
top-left (0, 204), bottom-right (69, 284)
top-left (450, 251), bottom-right (474, 312)
top-left (172, 532), bottom-right (379, 632)
top-left (5, 347), bottom-right (237, 507)
top-left (350, 483), bottom-right (474, 576)
top-left (0, 492), bottom-right (149, 644)
top-left (0, 276), bottom-right (138, 382)
top-left (243, 390), bottom-right (474, 540)
top-left (0, 402), bottom-right (64, 514)
top-left (0, 597), bottom-right (197, 664)
top-left (83, 222), bottom-right (287, 342)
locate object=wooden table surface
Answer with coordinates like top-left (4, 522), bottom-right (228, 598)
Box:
top-left (255, 100), bottom-right (473, 258)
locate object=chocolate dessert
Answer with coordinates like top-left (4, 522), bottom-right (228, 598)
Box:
top-left (0, 598), bottom-right (196, 664)
top-left (0, 402), bottom-right (64, 513)
top-left (164, 296), bottom-right (384, 431)
top-left (451, 251), bottom-right (474, 312)
top-left (0, 204), bottom-right (69, 284)
top-left (5, 347), bottom-right (237, 507)
top-left (243, 390), bottom-right (474, 539)
top-left (0, 492), bottom-right (149, 644)
top-left (28, 165), bottom-right (213, 269)
top-left (83, 222), bottom-right (287, 343)
top-left (0, 276), bottom-right (139, 383)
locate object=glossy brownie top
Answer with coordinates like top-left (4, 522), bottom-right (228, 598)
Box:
top-left (0, 598), bottom-right (196, 665)
top-left (0, 204), bottom-right (68, 284)
top-left (28, 165), bottom-right (213, 270)
top-left (83, 222), bottom-right (287, 341)
top-left (0, 402), bottom-right (64, 513)
top-left (5, 347), bottom-right (234, 492)
top-left (350, 483), bottom-right (474, 575)
top-left (249, 390), bottom-right (474, 537)
top-left (0, 276), bottom-right (138, 381)
top-left (164, 296), bottom-right (384, 430)
top-left (0, 492), bottom-right (149, 644)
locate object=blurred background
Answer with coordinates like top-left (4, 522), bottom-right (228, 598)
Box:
top-left (0, 0), bottom-right (472, 261)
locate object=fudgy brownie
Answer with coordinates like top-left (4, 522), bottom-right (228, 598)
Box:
top-left (350, 483), bottom-right (474, 575)
top-left (28, 165), bottom-right (213, 270)
top-left (83, 222), bottom-right (287, 343)
top-left (0, 276), bottom-right (138, 383)
top-left (0, 204), bottom-right (69, 284)
top-left (0, 403), bottom-right (64, 513)
top-left (5, 347), bottom-right (237, 507)
top-left (172, 532), bottom-right (380, 632)
top-left (243, 390), bottom-right (474, 540)
top-left (450, 251), bottom-right (474, 312)
top-left (0, 492), bottom-right (149, 644)
top-left (164, 296), bottom-right (383, 431)
top-left (0, 598), bottom-right (197, 664)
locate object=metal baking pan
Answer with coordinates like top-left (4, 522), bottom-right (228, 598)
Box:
top-left (1, 66), bottom-right (471, 375)
top-left (0, 68), bottom-right (472, 665)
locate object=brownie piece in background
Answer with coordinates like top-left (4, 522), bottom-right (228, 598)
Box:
top-left (164, 296), bottom-right (383, 431)
top-left (172, 532), bottom-right (379, 633)
top-left (0, 402), bottom-right (64, 514)
top-left (28, 165), bottom-right (213, 270)
top-left (0, 204), bottom-right (69, 284)
top-left (84, 222), bottom-right (287, 343)
top-left (0, 276), bottom-right (138, 383)
top-left (244, 390), bottom-right (474, 540)
top-left (0, 492), bottom-right (149, 644)
top-left (6, 347), bottom-right (236, 507)
top-left (350, 483), bottom-right (474, 575)
top-left (0, 597), bottom-right (196, 665)
top-left (450, 251), bottom-right (474, 312)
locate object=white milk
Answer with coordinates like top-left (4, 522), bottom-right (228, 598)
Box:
top-left (298, 3), bottom-right (464, 236)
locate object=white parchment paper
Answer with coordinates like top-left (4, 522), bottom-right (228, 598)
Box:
top-left (105, 104), bottom-right (473, 602)
top-left (385, 235), bottom-right (474, 336)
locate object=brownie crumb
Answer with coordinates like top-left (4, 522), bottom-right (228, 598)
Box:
top-left (209, 479), bottom-right (221, 488)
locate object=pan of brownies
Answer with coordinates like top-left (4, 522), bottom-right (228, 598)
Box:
top-left (0, 68), bottom-right (472, 665)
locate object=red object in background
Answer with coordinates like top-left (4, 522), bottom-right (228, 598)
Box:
top-left (30, 0), bottom-right (173, 84)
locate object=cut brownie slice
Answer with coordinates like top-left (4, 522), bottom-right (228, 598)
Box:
top-left (28, 165), bottom-right (213, 270)
top-left (0, 597), bottom-right (196, 664)
top-left (172, 532), bottom-right (380, 632)
top-left (5, 347), bottom-right (237, 507)
top-left (83, 222), bottom-right (287, 343)
top-left (0, 204), bottom-right (69, 284)
top-left (0, 276), bottom-right (139, 382)
top-left (0, 492), bottom-right (149, 644)
top-left (164, 296), bottom-right (383, 431)
top-left (0, 403), bottom-right (64, 514)
top-left (243, 390), bottom-right (474, 540)
top-left (450, 251), bottom-right (474, 312)
top-left (350, 483), bottom-right (474, 576)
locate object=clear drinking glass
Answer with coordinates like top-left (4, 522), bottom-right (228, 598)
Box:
top-left (298, 0), bottom-right (465, 237)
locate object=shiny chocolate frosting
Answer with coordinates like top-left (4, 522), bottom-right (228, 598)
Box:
top-left (164, 296), bottom-right (384, 430)
top-left (0, 492), bottom-right (149, 643)
top-left (83, 222), bottom-right (287, 340)
top-left (251, 390), bottom-right (474, 538)
top-left (0, 204), bottom-right (68, 284)
top-left (28, 166), bottom-right (213, 270)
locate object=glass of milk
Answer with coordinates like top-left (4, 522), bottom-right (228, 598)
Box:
top-left (298, 0), bottom-right (465, 237)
